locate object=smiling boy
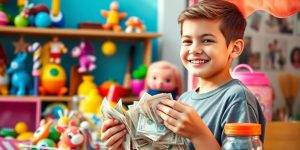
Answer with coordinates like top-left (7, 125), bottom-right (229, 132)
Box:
top-left (156, 0), bottom-right (266, 149)
top-left (101, 0), bottom-right (266, 149)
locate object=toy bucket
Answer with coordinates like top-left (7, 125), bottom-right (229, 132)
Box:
top-left (232, 64), bottom-right (273, 121)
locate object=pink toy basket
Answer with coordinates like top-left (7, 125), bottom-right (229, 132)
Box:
top-left (232, 64), bottom-right (273, 121)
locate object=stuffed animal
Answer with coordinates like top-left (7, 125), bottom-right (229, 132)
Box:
top-left (101, 1), bottom-right (127, 32)
top-left (71, 41), bottom-right (96, 73)
top-left (141, 61), bottom-right (183, 99)
top-left (56, 121), bottom-right (85, 149)
top-left (125, 16), bottom-right (146, 33)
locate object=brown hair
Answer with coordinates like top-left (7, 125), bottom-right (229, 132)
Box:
top-left (178, 0), bottom-right (246, 46)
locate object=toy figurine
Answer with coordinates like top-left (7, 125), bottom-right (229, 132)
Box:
top-left (71, 41), bottom-right (96, 73)
top-left (7, 53), bottom-right (31, 96)
top-left (141, 61), bottom-right (183, 99)
top-left (125, 16), bottom-right (146, 33)
top-left (48, 37), bottom-right (67, 64)
top-left (101, 1), bottom-right (127, 32)
top-left (39, 63), bottom-right (68, 96)
top-left (56, 121), bottom-right (85, 149)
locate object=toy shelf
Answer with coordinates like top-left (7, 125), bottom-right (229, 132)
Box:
top-left (0, 26), bottom-right (161, 66)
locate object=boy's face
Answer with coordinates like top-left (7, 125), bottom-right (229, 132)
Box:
top-left (180, 19), bottom-right (233, 79)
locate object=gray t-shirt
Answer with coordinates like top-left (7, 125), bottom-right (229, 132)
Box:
top-left (179, 79), bottom-right (266, 149)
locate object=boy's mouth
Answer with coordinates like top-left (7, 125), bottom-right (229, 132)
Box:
top-left (189, 59), bottom-right (210, 64)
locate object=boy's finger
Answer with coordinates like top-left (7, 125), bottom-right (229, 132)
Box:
top-left (160, 99), bottom-right (185, 112)
top-left (157, 103), bottom-right (181, 119)
top-left (101, 119), bottom-right (119, 133)
top-left (101, 123), bottom-right (125, 141)
top-left (109, 135), bottom-right (126, 150)
top-left (157, 109), bottom-right (177, 127)
top-left (104, 128), bottom-right (127, 147)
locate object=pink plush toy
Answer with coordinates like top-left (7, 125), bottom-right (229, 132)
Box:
top-left (56, 121), bottom-right (85, 149)
top-left (71, 41), bottom-right (96, 73)
top-left (141, 61), bottom-right (183, 99)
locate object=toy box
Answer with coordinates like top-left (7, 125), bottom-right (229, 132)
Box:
top-left (0, 97), bottom-right (41, 131)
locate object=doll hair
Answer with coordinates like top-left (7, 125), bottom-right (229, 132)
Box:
top-left (144, 60), bottom-right (183, 96)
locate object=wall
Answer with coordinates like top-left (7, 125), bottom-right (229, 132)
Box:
top-left (1, 0), bottom-right (158, 86)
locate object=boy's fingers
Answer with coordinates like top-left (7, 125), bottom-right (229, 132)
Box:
top-left (101, 119), bottom-right (119, 133)
top-left (109, 135), bottom-right (126, 150)
top-left (157, 103), bottom-right (181, 119)
top-left (101, 124), bottom-right (125, 141)
top-left (160, 99), bottom-right (185, 112)
top-left (157, 109), bottom-right (177, 127)
top-left (104, 129), bottom-right (127, 148)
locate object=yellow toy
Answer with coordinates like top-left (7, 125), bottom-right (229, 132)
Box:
top-left (101, 1), bottom-right (127, 32)
top-left (79, 89), bottom-right (103, 114)
top-left (125, 16), bottom-right (146, 33)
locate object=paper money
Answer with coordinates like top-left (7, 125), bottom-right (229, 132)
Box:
top-left (100, 93), bottom-right (188, 150)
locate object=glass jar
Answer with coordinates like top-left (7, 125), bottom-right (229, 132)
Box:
top-left (222, 123), bottom-right (263, 150)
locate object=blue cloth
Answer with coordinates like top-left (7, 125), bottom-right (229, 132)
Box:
top-left (147, 89), bottom-right (178, 99)
top-left (179, 79), bottom-right (266, 149)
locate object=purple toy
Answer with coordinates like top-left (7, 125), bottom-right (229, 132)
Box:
top-left (71, 41), bottom-right (96, 73)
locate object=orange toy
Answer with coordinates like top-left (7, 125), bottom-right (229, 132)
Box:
top-left (31, 119), bottom-right (53, 144)
top-left (101, 1), bottom-right (127, 32)
top-left (125, 16), bottom-right (146, 33)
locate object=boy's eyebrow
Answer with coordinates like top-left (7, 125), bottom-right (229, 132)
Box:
top-left (182, 33), bottom-right (216, 38)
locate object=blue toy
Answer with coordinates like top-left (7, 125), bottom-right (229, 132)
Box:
top-left (6, 53), bottom-right (31, 96)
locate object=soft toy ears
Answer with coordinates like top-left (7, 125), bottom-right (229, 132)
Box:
top-left (226, 0), bottom-right (300, 18)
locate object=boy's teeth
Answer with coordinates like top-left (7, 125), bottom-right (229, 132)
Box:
top-left (191, 60), bottom-right (207, 64)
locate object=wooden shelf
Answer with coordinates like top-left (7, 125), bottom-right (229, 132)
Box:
top-left (0, 26), bottom-right (160, 66)
top-left (0, 26), bottom-right (160, 40)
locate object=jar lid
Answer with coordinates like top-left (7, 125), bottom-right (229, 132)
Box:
top-left (224, 123), bottom-right (261, 136)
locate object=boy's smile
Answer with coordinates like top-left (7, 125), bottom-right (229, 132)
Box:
top-left (180, 18), bottom-right (233, 83)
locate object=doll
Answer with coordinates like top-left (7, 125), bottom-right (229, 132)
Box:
top-left (49, 37), bottom-right (67, 64)
top-left (142, 61), bottom-right (183, 99)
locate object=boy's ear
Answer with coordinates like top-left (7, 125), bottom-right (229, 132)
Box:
top-left (230, 39), bottom-right (244, 59)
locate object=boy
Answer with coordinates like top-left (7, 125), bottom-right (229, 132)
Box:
top-left (101, 0), bottom-right (266, 149)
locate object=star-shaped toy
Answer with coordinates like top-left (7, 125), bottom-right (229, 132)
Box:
top-left (13, 37), bottom-right (29, 53)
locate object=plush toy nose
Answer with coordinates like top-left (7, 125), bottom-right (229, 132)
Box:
top-left (71, 134), bottom-right (84, 145)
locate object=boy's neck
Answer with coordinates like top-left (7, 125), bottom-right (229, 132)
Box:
top-left (197, 70), bottom-right (232, 94)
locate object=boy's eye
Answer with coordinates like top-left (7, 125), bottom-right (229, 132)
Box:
top-left (182, 40), bottom-right (192, 45)
top-left (202, 39), bottom-right (214, 44)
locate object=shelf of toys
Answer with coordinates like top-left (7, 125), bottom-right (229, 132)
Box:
top-left (0, 0), bottom-right (160, 149)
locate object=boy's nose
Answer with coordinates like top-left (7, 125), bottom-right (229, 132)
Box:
top-left (189, 44), bottom-right (203, 54)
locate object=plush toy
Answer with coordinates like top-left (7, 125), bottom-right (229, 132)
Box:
top-left (71, 41), bottom-right (96, 73)
top-left (141, 61), bottom-right (183, 99)
top-left (125, 16), bottom-right (146, 33)
top-left (56, 121), bottom-right (85, 149)
top-left (31, 119), bottom-right (53, 144)
top-left (101, 1), bottom-right (127, 32)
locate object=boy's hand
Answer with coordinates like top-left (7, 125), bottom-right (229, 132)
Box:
top-left (156, 99), bottom-right (204, 140)
top-left (101, 119), bottom-right (127, 150)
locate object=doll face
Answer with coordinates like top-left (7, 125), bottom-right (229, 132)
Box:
top-left (147, 67), bottom-right (177, 91)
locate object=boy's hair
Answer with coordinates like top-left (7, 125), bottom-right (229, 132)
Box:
top-left (178, 0), bottom-right (246, 46)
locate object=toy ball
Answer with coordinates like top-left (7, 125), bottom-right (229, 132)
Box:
top-left (16, 131), bottom-right (34, 140)
top-left (0, 11), bottom-right (9, 26)
top-left (15, 121), bottom-right (28, 134)
top-left (102, 40), bottom-right (116, 56)
top-left (36, 138), bottom-right (56, 149)
top-left (14, 14), bottom-right (29, 27)
top-left (35, 12), bottom-right (51, 28)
